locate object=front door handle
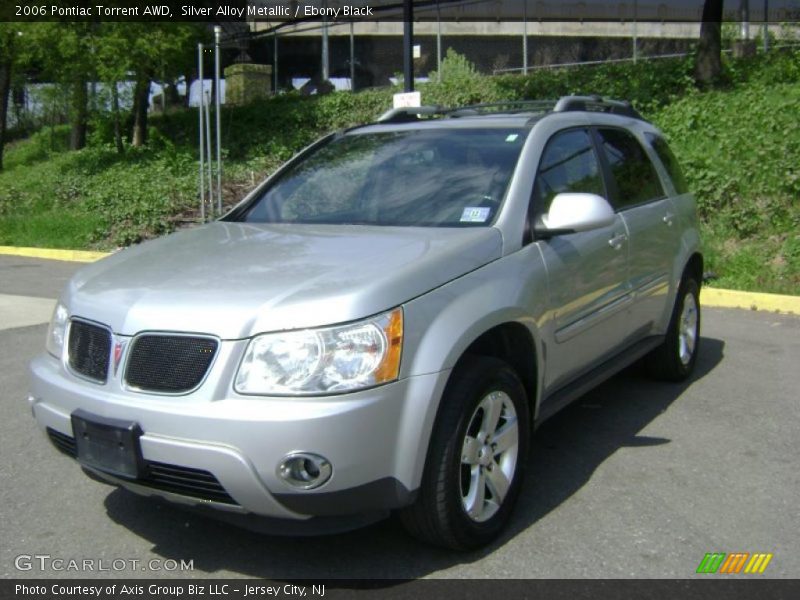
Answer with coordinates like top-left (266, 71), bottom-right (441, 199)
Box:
top-left (663, 212), bottom-right (675, 227)
top-left (608, 233), bottom-right (627, 250)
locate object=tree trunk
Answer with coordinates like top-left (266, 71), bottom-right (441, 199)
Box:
top-left (111, 81), bottom-right (124, 154)
top-left (0, 61), bottom-right (11, 171)
top-left (695, 0), bottom-right (725, 87)
top-left (131, 76), bottom-right (150, 147)
top-left (69, 79), bottom-right (87, 150)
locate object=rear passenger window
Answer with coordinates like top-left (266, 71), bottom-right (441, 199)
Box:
top-left (646, 133), bottom-right (689, 195)
top-left (596, 128), bottom-right (664, 208)
top-left (533, 129), bottom-right (605, 214)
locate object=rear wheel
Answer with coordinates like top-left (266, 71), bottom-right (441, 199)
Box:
top-left (400, 355), bottom-right (530, 550)
top-left (645, 277), bottom-right (701, 381)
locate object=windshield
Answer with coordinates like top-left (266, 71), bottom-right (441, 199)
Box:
top-left (237, 128), bottom-right (526, 227)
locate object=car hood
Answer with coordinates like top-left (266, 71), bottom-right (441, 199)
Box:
top-left (66, 222), bottom-right (503, 339)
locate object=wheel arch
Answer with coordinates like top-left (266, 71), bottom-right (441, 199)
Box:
top-left (457, 322), bottom-right (539, 420)
top-left (683, 251), bottom-right (704, 286)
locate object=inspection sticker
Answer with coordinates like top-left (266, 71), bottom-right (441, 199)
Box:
top-left (460, 207), bottom-right (491, 223)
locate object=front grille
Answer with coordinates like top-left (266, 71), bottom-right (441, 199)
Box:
top-left (68, 320), bottom-right (111, 382)
top-left (47, 427), bottom-right (77, 457)
top-left (45, 430), bottom-right (237, 505)
top-left (125, 335), bottom-right (218, 393)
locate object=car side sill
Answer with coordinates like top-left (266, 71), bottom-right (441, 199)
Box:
top-left (536, 334), bottom-right (665, 425)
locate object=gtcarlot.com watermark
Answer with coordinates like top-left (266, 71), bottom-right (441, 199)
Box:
top-left (14, 553), bottom-right (194, 573)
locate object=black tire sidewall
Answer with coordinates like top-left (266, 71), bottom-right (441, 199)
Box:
top-left (437, 357), bottom-right (530, 547)
top-left (670, 278), bottom-right (701, 379)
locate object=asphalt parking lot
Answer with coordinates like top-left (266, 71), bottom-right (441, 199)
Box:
top-left (1, 254), bottom-right (798, 580)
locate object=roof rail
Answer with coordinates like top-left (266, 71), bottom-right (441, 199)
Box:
top-left (377, 105), bottom-right (444, 123)
top-left (553, 95), bottom-right (646, 120)
top-left (374, 96), bottom-right (646, 124)
top-left (446, 100), bottom-right (555, 117)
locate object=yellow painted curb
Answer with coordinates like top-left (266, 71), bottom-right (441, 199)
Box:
top-left (703, 287), bottom-right (800, 315)
top-left (0, 246), bottom-right (111, 263)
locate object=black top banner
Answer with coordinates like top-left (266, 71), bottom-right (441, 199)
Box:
top-left (3, 0), bottom-right (800, 23)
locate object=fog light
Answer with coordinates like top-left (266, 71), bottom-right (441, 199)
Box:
top-left (277, 453), bottom-right (332, 490)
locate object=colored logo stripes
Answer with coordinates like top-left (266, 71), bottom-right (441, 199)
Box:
top-left (696, 552), bottom-right (773, 574)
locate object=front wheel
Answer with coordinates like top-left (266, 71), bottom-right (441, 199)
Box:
top-left (399, 355), bottom-right (530, 550)
top-left (645, 277), bottom-right (701, 381)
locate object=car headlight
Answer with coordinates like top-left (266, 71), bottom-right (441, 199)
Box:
top-left (45, 302), bottom-right (69, 358)
top-left (235, 308), bottom-right (403, 395)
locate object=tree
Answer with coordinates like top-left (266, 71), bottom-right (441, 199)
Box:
top-left (24, 23), bottom-right (97, 150)
top-left (695, 0), bottom-right (725, 86)
top-left (0, 26), bottom-right (17, 170)
top-left (106, 23), bottom-right (205, 147)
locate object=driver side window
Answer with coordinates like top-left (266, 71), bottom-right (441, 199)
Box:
top-left (532, 128), bottom-right (606, 217)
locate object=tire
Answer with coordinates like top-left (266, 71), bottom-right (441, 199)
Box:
top-left (399, 355), bottom-right (530, 550)
top-left (645, 277), bottom-right (701, 381)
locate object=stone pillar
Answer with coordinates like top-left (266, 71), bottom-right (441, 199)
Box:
top-left (224, 63), bottom-right (273, 106)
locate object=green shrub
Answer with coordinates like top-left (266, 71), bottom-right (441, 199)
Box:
top-left (422, 49), bottom-right (503, 107)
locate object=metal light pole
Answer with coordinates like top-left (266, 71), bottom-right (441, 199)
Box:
top-left (322, 1), bottom-right (330, 81)
top-left (436, 0), bottom-right (442, 82)
top-left (741, 0), bottom-right (750, 40)
top-left (403, 0), bottom-right (413, 92)
top-left (274, 32), bottom-right (279, 93)
top-left (197, 43), bottom-right (205, 222)
top-left (633, 0), bottom-right (639, 63)
top-left (350, 21), bottom-right (355, 91)
top-left (522, 0), bottom-right (528, 75)
top-left (204, 91), bottom-right (213, 218)
top-left (214, 26), bottom-right (222, 216)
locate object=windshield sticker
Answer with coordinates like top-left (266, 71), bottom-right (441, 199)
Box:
top-left (460, 207), bottom-right (492, 223)
top-left (505, 134), bottom-right (519, 142)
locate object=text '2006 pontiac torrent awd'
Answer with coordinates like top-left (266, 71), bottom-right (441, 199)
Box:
top-left (29, 97), bottom-right (702, 550)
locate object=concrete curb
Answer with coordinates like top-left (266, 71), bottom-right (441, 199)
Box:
top-left (1, 245), bottom-right (798, 315)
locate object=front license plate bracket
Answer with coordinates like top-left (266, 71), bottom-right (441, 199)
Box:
top-left (71, 409), bottom-right (144, 479)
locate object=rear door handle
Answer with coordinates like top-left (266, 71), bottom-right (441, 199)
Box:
top-left (608, 233), bottom-right (627, 250)
top-left (663, 212), bottom-right (675, 227)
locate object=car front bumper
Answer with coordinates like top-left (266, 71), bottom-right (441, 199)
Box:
top-left (29, 351), bottom-right (449, 524)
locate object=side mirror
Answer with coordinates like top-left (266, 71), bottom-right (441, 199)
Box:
top-left (534, 193), bottom-right (615, 238)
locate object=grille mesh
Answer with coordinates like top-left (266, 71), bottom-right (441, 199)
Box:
top-left (68, 320), bottom-right (111, 382)
top-left (125, 335), bottom-right (217, 393)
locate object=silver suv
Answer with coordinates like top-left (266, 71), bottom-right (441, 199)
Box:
top-left (29, 97), bottom-right (702, 550)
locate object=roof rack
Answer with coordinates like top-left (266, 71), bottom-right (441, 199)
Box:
top-left (447, 100), bottom-right (555, 117)
top-left (375, 95), bottom-right (646, 124)
top-left (553, 95), bottom-right (646, 120)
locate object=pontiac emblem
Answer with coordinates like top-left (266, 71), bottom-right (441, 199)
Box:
top-left (113, 340), bottom-right (127, 376)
